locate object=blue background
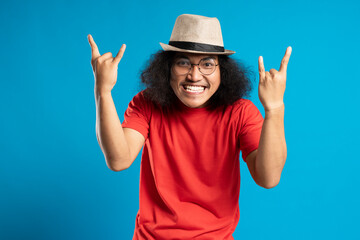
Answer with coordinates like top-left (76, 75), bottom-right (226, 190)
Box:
top-left (1, 0), bottom-right (359, 239)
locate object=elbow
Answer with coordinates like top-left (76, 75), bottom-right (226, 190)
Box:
top-left (260, 180), bottom-right (280, 189)
top-left (108, 164), bottom-right (127, 172)
top-left (106, 157), bottom-right (132, 172)
top-left (256, 157), bottom-right (286, 189)
top-left (256, 175), bottom-right (281, 189)
top-left (261, 177), bottom-right (281, 189)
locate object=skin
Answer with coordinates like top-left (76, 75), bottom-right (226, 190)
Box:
top-left (88, 33), bottom-right (292, 188)
top-left (89, 34), bottom-right (144, 171)
top-left (246, 47), bottom-right (292, 188)
top-left (170, 53), bottom-right (221, 108)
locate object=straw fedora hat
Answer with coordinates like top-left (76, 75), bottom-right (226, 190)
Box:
top-left (160, 14), bottom-right (235, 55)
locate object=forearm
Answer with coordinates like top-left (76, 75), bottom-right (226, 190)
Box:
top-left (95, 89), bottom-right (131, 171)
top-left (256, 104), bottom-right (287, 188)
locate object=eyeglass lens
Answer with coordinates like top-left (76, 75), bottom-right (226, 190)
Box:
top-left (173, 58), bottom-right (217, 75)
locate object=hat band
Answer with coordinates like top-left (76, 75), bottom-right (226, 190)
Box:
top-left (168, 41), bottom-right (224, 53)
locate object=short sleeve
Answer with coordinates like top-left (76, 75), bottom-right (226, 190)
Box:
top-left (121, 91), bottom-right (151, 140)
top-left (237, 100), bottom-right (264, 162)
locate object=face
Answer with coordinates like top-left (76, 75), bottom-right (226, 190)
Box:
top-left (170, 53), bottom-right (221, 108)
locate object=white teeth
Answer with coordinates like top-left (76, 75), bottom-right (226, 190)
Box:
top-left (183, 85), bottom-right (205, 93)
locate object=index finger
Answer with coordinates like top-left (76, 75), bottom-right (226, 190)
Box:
top-left (258, 56), bottom-right (265, 82)
top-left (87, 34), bottom-right (100, 59)
top-left (279, 46), bottom-right (292, 72)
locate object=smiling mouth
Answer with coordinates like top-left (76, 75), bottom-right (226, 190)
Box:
top-left (182, 85), bottom-right (206, 93)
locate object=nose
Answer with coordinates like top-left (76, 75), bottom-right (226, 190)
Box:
top-left (187, 64), bottom-right (203, 82)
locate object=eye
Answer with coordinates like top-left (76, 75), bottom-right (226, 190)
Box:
top-left (200, 59), bottom-right (215, 68)
top-left (175, 59), bottom-right (190, 67)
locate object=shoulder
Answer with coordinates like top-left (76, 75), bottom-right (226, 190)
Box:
top-left (227, 98), bottom-right (263, 129)
top-left (129, 90), bottom-right (155, 109)
top-left (132, 90), bottom-right (164, 109)
top-left (127, 90), bottom-right (170, 121)
top-left (233, 98), bottom-right (253, 106)
top-left (125, 91), bottom-right (154, 119)
top-left (230, 98), bottom-right (260, 114)
top-left (131, 90), bottom-right (147, 103)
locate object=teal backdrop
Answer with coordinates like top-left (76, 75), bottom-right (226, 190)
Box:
top-left (1, 0), bottom-right (359, 239)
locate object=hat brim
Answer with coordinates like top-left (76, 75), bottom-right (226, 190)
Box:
top-left (160, 42), bottom-right (235, 55)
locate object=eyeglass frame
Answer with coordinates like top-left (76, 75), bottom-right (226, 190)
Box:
top-left (171, 56), bottom-right (219, 76)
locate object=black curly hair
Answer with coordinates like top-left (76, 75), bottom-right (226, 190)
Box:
top-left (140, 50), bottom-right (255, 109)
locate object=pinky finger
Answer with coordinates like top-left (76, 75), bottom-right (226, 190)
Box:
top-left (258, 56), bottom-right (265, 82)
top-left (113, 44), bottom-right (126, 64)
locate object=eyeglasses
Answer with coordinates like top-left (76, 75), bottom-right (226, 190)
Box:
top-left (172, 57), bottom-right (219, 76)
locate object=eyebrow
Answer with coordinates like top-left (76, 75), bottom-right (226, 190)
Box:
top-left (175, 55), bottom-right (217, 61)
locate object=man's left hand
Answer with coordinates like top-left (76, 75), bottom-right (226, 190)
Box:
top-left (258, 47), bottom-right (292, 111)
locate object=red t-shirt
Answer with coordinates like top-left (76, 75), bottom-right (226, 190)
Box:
top-left (122, 91), bottom-right (264, 240)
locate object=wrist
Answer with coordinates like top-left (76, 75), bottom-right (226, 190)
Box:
top-left (94, 87), bottom-right (112, 98)
top-left (264, 104), bottom-right (285, 118)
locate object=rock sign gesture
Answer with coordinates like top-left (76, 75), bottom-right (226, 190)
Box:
top-left (258, 47), bottom-right (292, 111)
top-left (87, 34), bottom-right (126, 94)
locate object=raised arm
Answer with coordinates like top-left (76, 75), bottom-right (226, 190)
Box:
top-left (88, 34), bottom-right (145, 171)
top-left (246, 47), bottom-right (292, 188)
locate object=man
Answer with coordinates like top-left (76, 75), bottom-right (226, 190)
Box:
top-left (88, 14), bottom-right (291, 240)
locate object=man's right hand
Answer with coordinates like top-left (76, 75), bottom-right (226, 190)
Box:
top-left (87, 34), bottom-right (126, 94)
